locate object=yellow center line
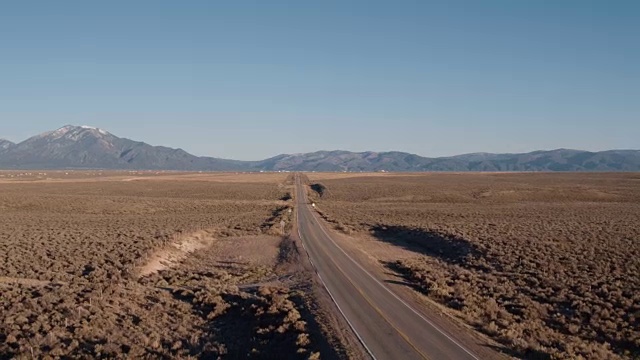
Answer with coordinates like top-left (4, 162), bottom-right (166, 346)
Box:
top-left (304, 215), bottom-right (431, 360)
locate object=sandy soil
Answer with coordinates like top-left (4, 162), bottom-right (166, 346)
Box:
top-left (138, 230), bottom-right (214, 277)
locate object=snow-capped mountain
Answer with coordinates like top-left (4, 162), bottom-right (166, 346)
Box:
top-left (0, 125), bottom-right (638, 171)
top-left (32, 125), bottom-right (111, 141)
top-left (0, 125), bottom-right (246, 170)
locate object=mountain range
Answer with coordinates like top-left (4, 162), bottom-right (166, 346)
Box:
top-left (0, 125), bottom-right (638, 172)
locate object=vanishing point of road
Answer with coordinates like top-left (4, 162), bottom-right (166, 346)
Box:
top-left (294, 174), bottom-right (481, 360)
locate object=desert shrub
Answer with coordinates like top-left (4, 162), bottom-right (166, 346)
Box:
top-left (311, 173), bottom-right (640, 359)
top-left (0, 174), bottom-right (335, 359)
top-left (310, 183), bottom-right (328, 198)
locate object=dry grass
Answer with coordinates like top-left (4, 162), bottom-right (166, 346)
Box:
top-left (309, 172), bottom-right (640, 359)
top-left (0, 170), bottom-right (290, 184)
top-left (0, 172), bottom-right (342, 359)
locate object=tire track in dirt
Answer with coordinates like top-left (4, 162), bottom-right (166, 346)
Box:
top-left (137, 230), bottom-right (214, 278)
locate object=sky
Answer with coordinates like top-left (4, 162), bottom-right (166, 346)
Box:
top-left (1, 1), bottom-right (638, 160)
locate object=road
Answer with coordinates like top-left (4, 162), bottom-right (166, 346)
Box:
top-left (294, 175), bottom-right (480, 360)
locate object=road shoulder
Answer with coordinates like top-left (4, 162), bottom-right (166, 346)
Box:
top-left (307, 207), bottom-right (510, 360)
top-left (290, 209), bottom-right (370, 360)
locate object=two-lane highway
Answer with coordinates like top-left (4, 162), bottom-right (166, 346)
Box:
top-left (295, 175), bottom-right (480, 360)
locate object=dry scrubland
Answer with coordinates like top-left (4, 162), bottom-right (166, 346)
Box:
top-left (309, 173), bottom-right (640, 359)
top-left (0, 172), bottom-right (342, 359)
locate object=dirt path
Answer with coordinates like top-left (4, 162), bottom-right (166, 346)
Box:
top-left (137, 230), bottom-right (213, 277)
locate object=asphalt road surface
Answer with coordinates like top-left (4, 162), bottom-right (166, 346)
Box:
top-left (295, 175), bottom-right (481, 360)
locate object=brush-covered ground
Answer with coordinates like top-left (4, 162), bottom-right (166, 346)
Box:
top-left (0, 172), bottom-right (347, 359)
top-left (307, 172), bottom-right (640, 360)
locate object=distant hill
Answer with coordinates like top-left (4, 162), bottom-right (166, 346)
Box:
top-left (257, 149), bottom-right (640, 172)
top-left (0, 125), bottom-right (638, 171)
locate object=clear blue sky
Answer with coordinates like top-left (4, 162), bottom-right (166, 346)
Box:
top-left (1, 1), bottom-right (638, 160)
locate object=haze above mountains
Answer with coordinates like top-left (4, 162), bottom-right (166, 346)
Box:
top-left (0, 125), bottom-right (638, 172)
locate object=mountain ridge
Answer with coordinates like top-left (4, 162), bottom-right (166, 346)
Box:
top-left (0, 125), bottom-right (638, 172)
top-left (0, 138), bottom-right (15, 151)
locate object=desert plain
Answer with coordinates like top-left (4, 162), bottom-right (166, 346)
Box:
top-left (307, 172), bottom-right (640, 359)
top-left (0, 171), bottom-right (353, 359)
top-left (0, 171), bottom-right (638, 359)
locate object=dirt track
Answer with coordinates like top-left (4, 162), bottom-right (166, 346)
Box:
top-left (0, 172), bottom-right (350, 359)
